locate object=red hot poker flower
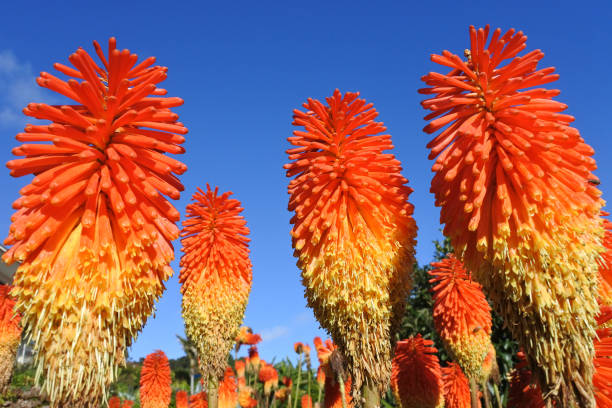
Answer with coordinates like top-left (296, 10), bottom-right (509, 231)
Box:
top-left (442, 363), bottom-right (471, 408)
top-left (429, 254), bottom-right (492, 380)
top-left (219, 367), bottom-right (238, 408)
top-left (3, 38), bottom-right (187, 406)
top-left (286, 89), bottom-right (417, 394)
top-left (391, 335), bottom-right (443, 408)
top-left (420, 25), bottom-right (603, 405)
top-left (140, 350), bottom-right (172, 408)
top-left (180, 185), bottom-right (252, 382)
top-left (175, 390), bottom-right (188, 408)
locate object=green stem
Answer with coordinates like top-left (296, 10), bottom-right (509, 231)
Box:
top-left (493, 383), bottom-right (503, 408)
top-left (208, 376), bottom-right (219, 408)
top-left (317, 384), bottom-right (322, 407)
top-left (481, 381), bottom-right (491, 408)
top-left (361, 382), bottom-right (379, 408)
top-left (292, 357), bottom-right (303, 408)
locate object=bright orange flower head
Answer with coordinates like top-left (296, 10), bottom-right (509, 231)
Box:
top-left (238, 387), bottom-right (256, 408)
top-left (429, 254), bottom-right (492, 380)
top-left (3, 38), bottom-right (187, 406)
top-left (0, 284), bottom-right (21, 394)
top-left (317, 366), bottom-right (325, 387)
top-left (121, 401), bottom-right (134, 408)
top-left (258, 363), bottom-right (279, 395)
top-left (420, 25), bottom-right (604, 404)
top-left (235, 360), bottom-right (246, 378)
top-left (275, 387), bottom-right (290, 402)
top-left (301, 394), bottom-right (313, 408)
top-left (235, 326), bottom-right (262, 351)
top-left (282, 376), bottom-right (293, 388)
top-left (219, 367), bottom-right (238, 408)
top-left (598, 213), bottom-right (612, 305)
top-left (180, 185), bottom-right (252, 380)
top-left (190, 391), bottom-right (208, 408)
top-left (391, 336), bottom-right (443, 408)
top-left (248, 346), bottom-right (260, 369)
top-left (175, 390), bottom-right (188, 408)
top-left (108, 396), bottom-right (121, 408)
top-left (294, 342), bottom-right (305, 354)
top-left (442, 363), bottom-right (471, 408)
top-left (140, 350), bottom-right (172, 408)
top-left (324, 375), bottom-right (353, 408)
top-left (286, 89), bottom-right (417, 393)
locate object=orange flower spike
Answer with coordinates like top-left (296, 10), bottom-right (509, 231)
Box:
top-left (317, 366), bottom-right (325, 388)
top-left (301, 394), bottom-right (313, 408)
top-left (175, 390), bottom-right (189, 408)
top-left (140, 350), bottom-right (172, 408)
top-left (219, 367), bottom-right (238, 408)
top-left (421, 25), bottom-right (604, 405)
top-left (324, 376), bottom-right (353, 408)
top-left (286, 90), bottom-right (418, 395)
top-left (598, 213), bottom-right (612, 305)
top-left (0, 284), bottom-right (21, 394)
top-left (189, 392), bottom-right (209, 408)
top-left (108, 396), bottom-right (121, 408)
top-left (180, 185), bottom-right (252, 382)
top-left (442, 363), bottom-right (471, 408)
top-left (258, 364), bottom-right (279, 395)
top-left (429, 254), bottom-right (492, 380)
top-left (235, 360), bottom-right (246, 378)
top-left (3, 38), bottom-right (187, 407)
top-left (248, 346), bottom-right (260, 370)
top-left (238, 387), bottom-right (256, 408)
top-left (235, 327), bottom-right (261, 352)
top-left (391, 336), bottom-right (443, 408)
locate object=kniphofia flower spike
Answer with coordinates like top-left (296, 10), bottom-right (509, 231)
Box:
top-left (420, 25), bottom-right (604, 406)
top-left (391, 335), bottom-right (444, 408)
top-left (442, 363), bottom-right (471, 408)
top-left (180, 185), bottom-right (252, 384)
top-left (286, 90), bottom-right (417, 396)
top-left (3, 38), bottom-right (187, 407)
top-left (429, 254), bottom-right (493, 380)
top-left (140, 350), bottom-right (172, 408)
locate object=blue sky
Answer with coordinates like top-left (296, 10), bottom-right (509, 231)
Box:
top-left (0, 0), bottom-right (610, 364)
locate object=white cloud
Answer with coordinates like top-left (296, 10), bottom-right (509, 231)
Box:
top-left (261, 325), bottom-right (290, 341)
top-left (0, 50), bottom-right (58, 129)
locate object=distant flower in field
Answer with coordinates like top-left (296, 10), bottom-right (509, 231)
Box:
top-left (282, 376), bottom-right (293, 388)
top-left (236, 360), bottom-right (246, 378)
top-left (248, 346), bottom-right (260, 369)
top-left (598, 213), bottom-right (612, 305)
top-left (258, 363), bottom-right (279, 395)
top-left (175, 390), bottom-right (188, 408)
top-left (121, 401), bottom-right (134, 408)
top-left (324, 376), bottom-right (353, 408)
top-left (238, 376), bottom-right (246, 390)
top-left (286, 90), bottom-right (417, 396)
top-left (140, 350), bottom-right (172, 408)
top-left (421, 24), bottom-right (604, 405)
top-left (219, 367), bottom-right (238, 408)
top-left (481, 344), bottom-right (497, 382)
top-left (295, 342), bottom-right (305, 354)
top-left (0, 285), bottom-right (20, 394)
top-left (429, 254), bottom-right (492, 380)
top-left (442, 363), bottom-right (471, 408)
top-left (189, 391), bottom-right (208, 408)
top-left (317, 366), bottom-right (325, 388)
top-left (180, 185), bottom-right (252, 387)
top-left (235, 326), bottom-right (262, 352)
top-left (313, 337), bottom-right (335, 366)
top-left (275, 386), bottom-right (290, 402)
top-left (301, 394), bottom-right (313, 408)
top-left (391, 336), bottom-right (443, 408)
top-left (3, 37), bottom-right (187, 406)
top-left (238, 387), bottom-right (256, 408)
top-left (108, 396), bottom-right (121, 408)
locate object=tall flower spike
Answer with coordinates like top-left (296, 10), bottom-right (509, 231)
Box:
top-left (420, 25), bottom-right (604, 406)
top-left (258, 363), bottom-right (279, 395)
top-left (391, 336), bottom-right (444, 408)
top-left (235, 326), bottom-right (261, 352)
top-left (3, 38), bottom-right (187, 407)
top-left (429, 254), bottom-right (493, 380)
top-left (140, 350), bottom-right (172, 408)
top-left (175, 390), bottom-right (189, 408)
top-left (598, 212), bottom-right (612, 305)
top-left (190, 392), bottom-right (209, 408)
top-left (285, 89), bottom-right (417, 397)
top-left (442, 363), bottom-right (471, 408)
top-left (180, 185), bottom-right (252, 387)
top-left (0, 284), bottom-right (21, 394)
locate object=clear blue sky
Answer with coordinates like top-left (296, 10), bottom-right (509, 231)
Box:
top-left (0, 0), bottom-right (610, 364)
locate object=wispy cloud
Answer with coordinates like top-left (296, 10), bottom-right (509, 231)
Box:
top-left (261, 325), bottom-right (290, 341)
top-left (0, 50), bottom-right (57, 129)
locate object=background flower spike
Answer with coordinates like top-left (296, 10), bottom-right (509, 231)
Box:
top-left (180, 185), bottom-right (252, 407)
top-left (3, 38), bottom-right (187, 407)
top-left (285, 90), bottom-right (418, 402)
top-left (139, 350), bottom-right (172, 408)
top-left (420, 25), bottom-right (604, 406)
